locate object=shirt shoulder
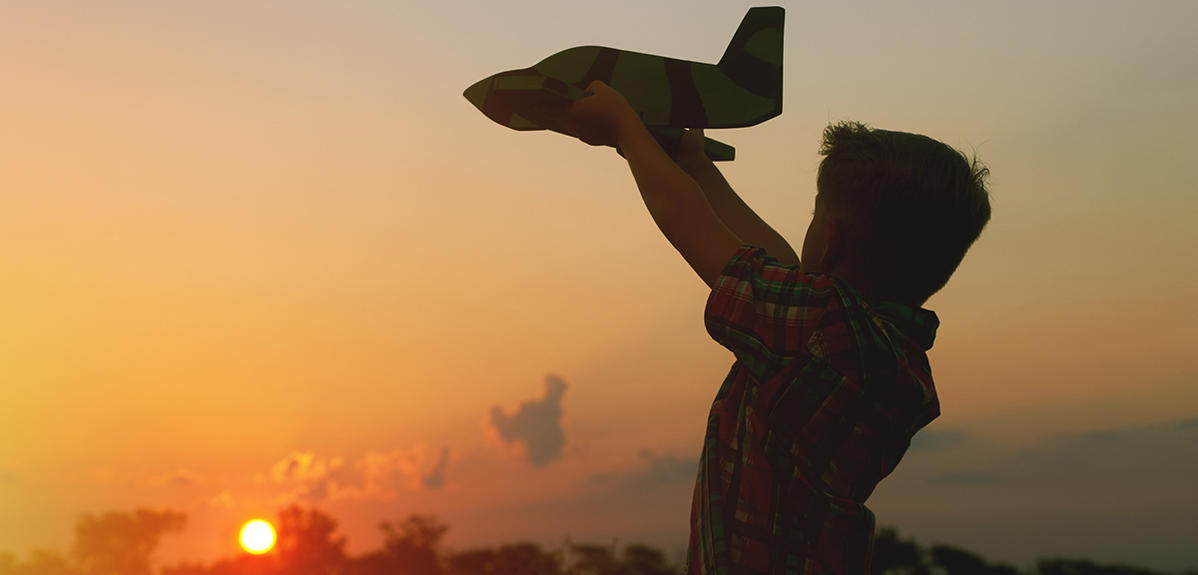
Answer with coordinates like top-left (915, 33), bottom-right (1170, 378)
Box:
top-left (703, 245), bottom-right (846, 382)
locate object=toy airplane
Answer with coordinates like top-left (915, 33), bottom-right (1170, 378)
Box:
top-left (463, 6), bottom-right (784, 161)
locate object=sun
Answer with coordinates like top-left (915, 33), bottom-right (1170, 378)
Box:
top-left (239, 519), bottom-right (276, 555)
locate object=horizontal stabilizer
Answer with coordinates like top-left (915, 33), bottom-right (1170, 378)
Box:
top-left (648, 127), bottom-right (735, 162)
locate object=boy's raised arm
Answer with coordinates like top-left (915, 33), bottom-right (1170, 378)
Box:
top-left (676, 130), bottom-right (801, 266)
top-left (562, 81), bottom-right (742, 289)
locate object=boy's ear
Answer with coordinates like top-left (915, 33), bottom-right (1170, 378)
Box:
top-left (820, 216), bottom-right (847, 270)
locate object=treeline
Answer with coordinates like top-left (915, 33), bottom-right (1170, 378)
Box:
top-left (0, 507), bottom-right (1193, 575)
top-left (871, 527), bottom-right (1196, 575)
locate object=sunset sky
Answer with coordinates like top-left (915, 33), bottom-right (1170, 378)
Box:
top-left (2, 0), bottom-right (1196, 572)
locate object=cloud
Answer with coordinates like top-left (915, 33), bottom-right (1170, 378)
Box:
top-left (357, 449), bottom-right (424, 498)
top-left (267, 445), bottom-right (450, 504)
top-left (270, 451), bottom-right (343, 483)
top-left (926, 471), bottom-right (1000, 486)
top-left (148, 468), bottom-right (205, 489)
top-left (421, 447), bottom-right (450, 490)
top-left (903, 417), bottom-right (1198, 490)
top-left (490, 375), bottom-right (568, 467)
top-left (357, 445), bottom-right (450, 495)
top-left (206, 490), bottom-right (234, 509)
top-left (481, 449), bottom-right (697, 549)
top-left (868, 417), bottom-right (1198, 572)
top-left (588, 450), bottom-right (697, 492)
top-left (1004, 417), bottom-right (1198, 483)
top-left (909, 428), bottom-right (968, 451)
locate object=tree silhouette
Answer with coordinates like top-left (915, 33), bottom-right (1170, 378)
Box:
top-left (377, 514), bottom-right (449, 575)
top-left (448, 543), bottom-right (563, 575)
top-left (871, 527), bottom-right (930, 575)
top-left (619, 544), bottom-right (675, 575)
top-left (7, 508), bottom-right (1197, 575)
top-left (446, 547), bottom-right (499, 575)
top-left (493, 544), bottom-right (562, 575)
top-left (1037, 558), bottom-right (1168, 575)
top-left (568, 543), bottom-right (622, 575)
top-left (71, 509), bottom-right (185, 575)
top-left (931, 544), bottom-right (1019, 575)
top-left (162, 555), bottom-right (272, 575)
top-left (274, 505), bottom-right (347, 575)
top-left (0, 550), bottom-right (80, 575)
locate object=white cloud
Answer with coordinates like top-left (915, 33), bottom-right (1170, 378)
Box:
top-left (270, 451), bottom-right (344, 483)
top-left (266, 445), bottom-right (451, 504)
top-left (206, 490), bottom-right (234, 509)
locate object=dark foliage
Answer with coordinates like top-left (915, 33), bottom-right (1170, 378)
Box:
top-left (74, 509), bottom-right (186, 575)
top-left (1, 509), bottom-right (1193, 575)
top-left (931, 544), bottom-right (1020, 575)
top-left (872, 527), bottom-right (930, 575)
top-left (1037, 558), bottom-right (1168, 575)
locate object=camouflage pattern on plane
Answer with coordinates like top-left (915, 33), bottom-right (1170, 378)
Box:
top-left (463, 7), bottom-right (784, 161)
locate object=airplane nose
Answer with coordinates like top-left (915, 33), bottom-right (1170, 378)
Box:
top-left (463, 77), bottom-right (490, 110)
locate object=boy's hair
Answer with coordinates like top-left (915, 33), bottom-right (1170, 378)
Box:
top-left (816, 121), bottom-right (991, 304)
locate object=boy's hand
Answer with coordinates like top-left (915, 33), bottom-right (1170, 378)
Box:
top-left (562, 81), bottom-right (641, 148)
top-left (675, 128), bottom-right (711, 169)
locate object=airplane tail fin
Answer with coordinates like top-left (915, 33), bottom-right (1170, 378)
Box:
top-left (717, 6), bottom-right (784, 101)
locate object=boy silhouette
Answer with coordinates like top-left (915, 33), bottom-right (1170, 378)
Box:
top-left (559, 80), bottom-right (991, 574)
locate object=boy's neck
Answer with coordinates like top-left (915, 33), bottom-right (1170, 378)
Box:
top-left (830, 266), bottom-right (925, 308)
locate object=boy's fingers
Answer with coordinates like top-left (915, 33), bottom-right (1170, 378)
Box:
top-left (586, 80), bottom-right (621, 100)
top-left (679, 128), bottom-right (705, 151)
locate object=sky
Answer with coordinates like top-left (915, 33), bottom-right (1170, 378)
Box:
top-left (1, 0), bottom-right (1196, 571)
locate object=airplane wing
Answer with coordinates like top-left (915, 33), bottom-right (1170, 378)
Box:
top-left (466, 69), bottom-right (738, 160)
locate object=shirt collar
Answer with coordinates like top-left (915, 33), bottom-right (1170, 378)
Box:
top-left (871, 300), bottom-right (939, 351)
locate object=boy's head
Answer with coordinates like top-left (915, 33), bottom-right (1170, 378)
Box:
top-left (800, 121), bottom-right (991, 305)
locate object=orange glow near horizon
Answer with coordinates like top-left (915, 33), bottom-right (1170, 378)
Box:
top-left (239, 519), bottom-right (276, 555)
top-left (2, 3), bottom-right (1197, 571)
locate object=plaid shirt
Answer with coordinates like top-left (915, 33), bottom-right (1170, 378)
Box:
top-left (687, 246), bottom-right (941, 575)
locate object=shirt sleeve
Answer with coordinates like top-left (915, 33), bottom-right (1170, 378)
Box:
top-left (704, 245), bottom-right (840, 382)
